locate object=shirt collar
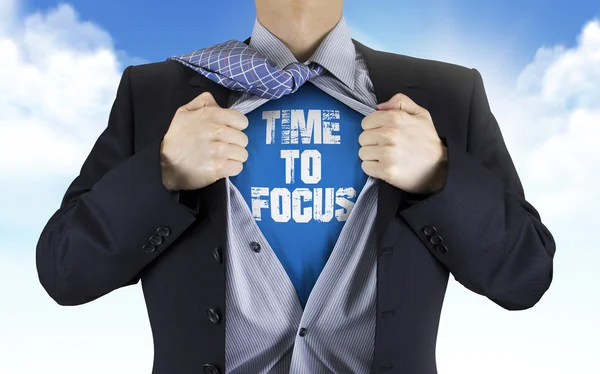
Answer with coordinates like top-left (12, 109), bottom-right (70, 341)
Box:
top-left (248, 16), bottom-right (356, 90)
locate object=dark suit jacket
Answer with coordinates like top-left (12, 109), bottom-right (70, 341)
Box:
top-left (36, 37), bottom-right (556, 374)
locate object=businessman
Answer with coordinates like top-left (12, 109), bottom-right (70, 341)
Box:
top-left (36, 0), bottom-right (556, 373)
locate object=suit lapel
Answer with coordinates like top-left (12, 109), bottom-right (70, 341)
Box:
top-left (174, 36), bottom-right (431, 250)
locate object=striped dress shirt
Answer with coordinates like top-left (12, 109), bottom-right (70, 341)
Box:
top-left (224, 16), bottom-right (380, 373)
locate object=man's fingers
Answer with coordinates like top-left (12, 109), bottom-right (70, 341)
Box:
top-left (213, 125), bottom-right (249, 148)
top-left (184, 96), bottom-right (249, 131)
top-left (219, 159), bottom-right (244, 178)
top-left (224, 143), bottom-right (249, 163)
top-left (198, 107), bottom-right (249, 131)
top-left (358, 127), bottom-right (398, 146)
top-left (376, 92), bottom-right (425, 116)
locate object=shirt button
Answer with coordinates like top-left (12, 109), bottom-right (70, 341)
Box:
top-left (429, 235), bottom-right (443, 245)
top-left (435, 244), bottom-right (448, 253)
top-left (142, 243), bottom-right (156, 253)
top-left (422, 225), bottom-right (437, 236)
top-left (149, 235), bottom-right (163, 246)
top-left (206, 308), bottom-right (221, 324)
top-left (298, 327), bottom-right (307, 337)
top-left (213, 246), bottom-right (223, 264)
top-left (202, 364), bottom-right (220, 374)
top-left (250, 241), bottom-right (261, 253)
top-left (156, 226), bottom-right (171, 237)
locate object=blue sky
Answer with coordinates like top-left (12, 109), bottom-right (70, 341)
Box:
top-left (17, 0), bottom-right (600, 69)
top-left (1, 0), bottom-right (600, 373)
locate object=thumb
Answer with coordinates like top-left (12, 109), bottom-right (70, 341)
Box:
top-left (181, 91), bottom-right (220, 112)
top-left (376, 93), bottom-right (423, 115)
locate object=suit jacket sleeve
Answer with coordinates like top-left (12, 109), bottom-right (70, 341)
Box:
top-left (398, 68), bottom-right (556, 310)
top-left (36, 66), bottom-right (199, 306)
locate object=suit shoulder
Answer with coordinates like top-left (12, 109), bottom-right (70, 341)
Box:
top-left (126, 59), bottom-right (197, 90)
top-left (397, 53), bottom-right (473, 74)
top-left (376, 49), bottom-right (476, 91)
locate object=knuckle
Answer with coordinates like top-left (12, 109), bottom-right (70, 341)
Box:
top-left (212, 124), bottom-right (225, 138)
top-left (203, 123), bottom-right (216, 138)
top-left (217, 159), bottom-right (230, 175)
top-left (210, 142), bottom-right (226, 158)
top-left (382, 127), bottom-right (398, 140)
top-left (382, 145), bottom-right (395, 160)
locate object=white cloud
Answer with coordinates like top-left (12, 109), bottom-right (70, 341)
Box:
top-left (0, 3), bottom-right (122, 178)
top-left (540, 20), bottom-right (600, 106)
top-left (492, 19), bottom-right (600, 221)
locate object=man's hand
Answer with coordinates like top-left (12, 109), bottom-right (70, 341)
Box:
top-left (358, 93), bottom-right (448, 195)
top-left (160, 92), bottom-right (250, 191)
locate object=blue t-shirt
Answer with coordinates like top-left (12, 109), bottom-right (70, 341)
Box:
top-left (229, 82), bottom-right (367, 308)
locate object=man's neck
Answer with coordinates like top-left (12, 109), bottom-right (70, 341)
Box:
top-left (255, 3), bottom-right (343, 62)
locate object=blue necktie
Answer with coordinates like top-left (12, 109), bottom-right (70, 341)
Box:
top-left (167, 40), bottom-right (325, 100)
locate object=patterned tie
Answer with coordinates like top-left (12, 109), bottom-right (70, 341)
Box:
top-left (167, 40), bottom-right (325, 100)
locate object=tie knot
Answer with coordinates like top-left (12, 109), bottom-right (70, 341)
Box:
top-left (284, 61), bottom-right (325, 92)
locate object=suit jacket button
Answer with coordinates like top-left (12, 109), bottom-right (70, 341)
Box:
top-left (429, 234), bottom-right (443, 245)
top-left (422, 225), bottom-right (437, 236)
top-left (207, 308), bottom-right (221, 324)
top-left (213, 246), bottom-right (223, 264)
top-left (435, 244), bottom-right (448, 253)
top-left (156, 226), bottom-right (171, 237)
top-left (142, 243), bottom-right (155, 253)
top-left (149, 235), bottom-right (163, 246)
top-left (203, 364), bottom-right (220, 374)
